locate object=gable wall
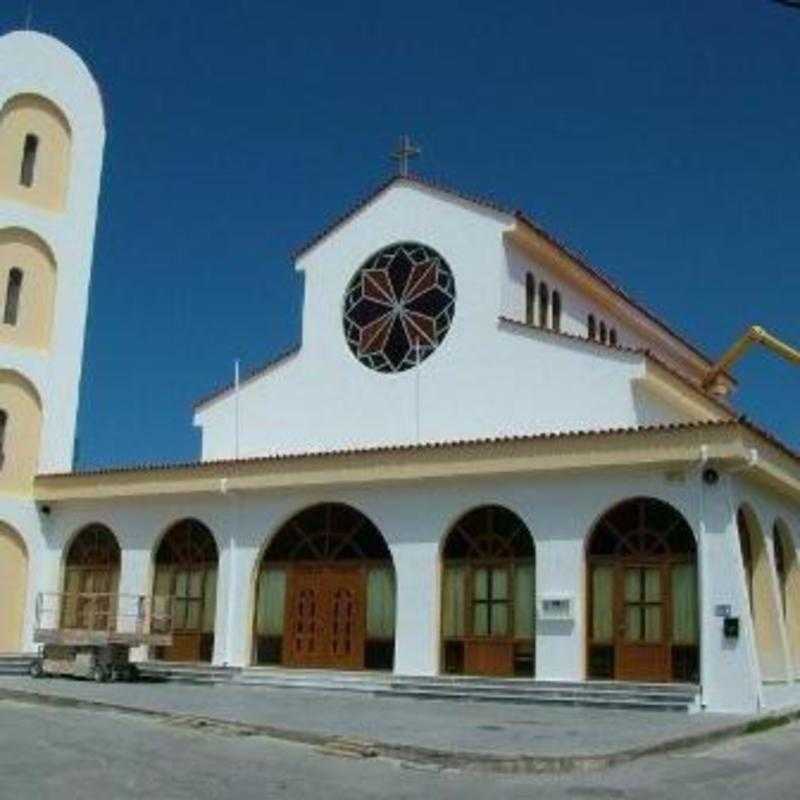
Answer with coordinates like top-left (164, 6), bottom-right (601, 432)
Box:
top-left (197, 184), bottom-right (712, 460)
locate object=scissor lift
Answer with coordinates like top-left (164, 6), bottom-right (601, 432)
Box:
top-left (30, 591), bottom-right (173, 682)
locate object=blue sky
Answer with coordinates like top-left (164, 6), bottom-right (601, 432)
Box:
top-left (2, 1), bottom-right (799, 467)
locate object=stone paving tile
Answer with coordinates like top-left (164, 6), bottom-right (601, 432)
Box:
top-left (0, 676), bottom-right (745, 757)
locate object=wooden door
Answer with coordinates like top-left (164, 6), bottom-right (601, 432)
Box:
top-left (464, 565), bottom-right (515, 676)
top-left (167, 632), bottom-right (202, 662)
top-left (284, 566), bottom-right (365, 669)
top-left (464, 640), bottom-right (515, 676)
top-left (161, 568), bottom-right (206, 662)
top-left (616, 565), bottom-right (670, 682)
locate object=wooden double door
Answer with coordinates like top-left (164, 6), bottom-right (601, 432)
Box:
top-left (284, 565), bottom-right (366, 670)
top-left (591, 562), bottom-right (672, 682)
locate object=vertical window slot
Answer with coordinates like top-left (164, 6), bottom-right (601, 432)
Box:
top-left (20, 133), bottom-right (39, 187)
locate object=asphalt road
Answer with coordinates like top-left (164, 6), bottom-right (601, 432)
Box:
top-left (0, 698), bottom-right (797, 800)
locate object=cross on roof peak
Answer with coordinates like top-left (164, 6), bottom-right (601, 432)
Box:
top-left (391, 134), bottom-right (421, 177)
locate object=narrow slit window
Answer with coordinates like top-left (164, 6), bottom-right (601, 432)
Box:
top-left (3, 269), bottom-right (22, 326)
top-left (551, 291), bottom-right (562, 332)
top-left (588, 314), bottom-right (596, 340)
top-left (525, 273), bottom-right (535, 326)
top-left (609, 328), bottom-right (618, 347)
top-left (599, 321), bottom-right (608, 344)
top-left (20, 134), bottom-right (39, 187)
top-left (538, 282), bottom-right (549, 328)
top-left (0, 409), bottom-right (7, 468)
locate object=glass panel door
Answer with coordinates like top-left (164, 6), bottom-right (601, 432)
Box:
top-left (471, 566), bottom-right (510, 637)
top-left (617, 565), bottom-right (671, 682)
top-left (623, 567), bottom-right (663, 643)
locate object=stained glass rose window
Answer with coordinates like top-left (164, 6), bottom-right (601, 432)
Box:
top-left (342, 242), bottom-right (456, 373)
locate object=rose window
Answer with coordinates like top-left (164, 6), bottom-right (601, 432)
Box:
top-left (342, 242), bottom-right (456, 373)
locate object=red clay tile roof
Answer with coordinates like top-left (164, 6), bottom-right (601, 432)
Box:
top-left (37, 418), bottom-right (799, 481)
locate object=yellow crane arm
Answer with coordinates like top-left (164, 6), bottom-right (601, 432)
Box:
top-left (703, 325), bottom-right (800, 390)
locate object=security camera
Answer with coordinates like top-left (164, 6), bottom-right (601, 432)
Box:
top-left (702, 467), bottom-right (720, 486)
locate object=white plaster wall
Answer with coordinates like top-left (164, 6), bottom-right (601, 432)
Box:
top-left (197, 183), bottom-right (701, 461)
top-left (0, 31), bottom-right (106, 473)
top-left (42, 458), bottom-right (787, 713)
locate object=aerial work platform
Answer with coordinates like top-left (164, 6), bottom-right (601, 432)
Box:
top-left (31, 592), bottom-right (173, 682)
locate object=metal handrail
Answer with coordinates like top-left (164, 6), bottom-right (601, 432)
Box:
top-left (35, 592), bottom-right (173, 635)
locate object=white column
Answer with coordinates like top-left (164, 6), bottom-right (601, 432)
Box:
top-left (392, 542), bottom-right (440, 676)
top-left (212, 542), bottom-right (232, 666)
top-left (699, 483), bottom-right (761, 713)
top-left (535, 538), bottom-right (584, 681)
top-left (26, 536), bottom-right (63, 649)
top-left (117, 547), bottom-right (152, 662)
top-left (225, 546), bottom-right (259, 667)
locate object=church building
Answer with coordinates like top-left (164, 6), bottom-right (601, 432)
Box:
top-left (1, 30), bottom-right (799, 715)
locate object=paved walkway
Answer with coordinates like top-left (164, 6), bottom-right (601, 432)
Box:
top-left (0, 675), bottom-right (751, 766)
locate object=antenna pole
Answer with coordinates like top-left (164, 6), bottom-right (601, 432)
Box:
top-left (234, 359), bottom-right (241, 460)
top-left (415, 341), bottom-right (421, 442)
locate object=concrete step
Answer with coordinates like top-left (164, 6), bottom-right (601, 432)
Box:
top-left (390, 675), bottom-right (697, 696)
top-left (235, 669), bottom-right (699, 711)
top-left (389, 684), bottom-right (695, 705)
top-left (138, 662), bottom-right (242, 685)
top-left (0, 654), bottom-right (34, 675)
top-left (376, 687), bottom-right (693, 712)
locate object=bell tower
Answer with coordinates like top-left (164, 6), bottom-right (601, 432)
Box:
top-left (0, 31), bottom-right (105, 652)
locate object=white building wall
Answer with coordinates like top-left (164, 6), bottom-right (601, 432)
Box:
top-left (197, 183), bottom-right (704, 461)
top-left (41, 458), bottom-right (800, 713)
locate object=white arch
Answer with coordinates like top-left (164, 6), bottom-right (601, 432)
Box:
top-left (738, 504), bottom-right (791, 682)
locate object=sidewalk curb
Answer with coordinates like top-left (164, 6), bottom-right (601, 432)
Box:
top-left (0, 686), bottom-right (797, 775)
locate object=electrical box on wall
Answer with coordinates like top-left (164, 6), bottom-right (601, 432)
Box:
top-left (538, 596), bottom-right (573, 620)
top-left (723, 617), bottom-right (740, 639)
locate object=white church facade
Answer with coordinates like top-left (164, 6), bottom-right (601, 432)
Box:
top-left (1, 30), bottom-right (799, 714)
